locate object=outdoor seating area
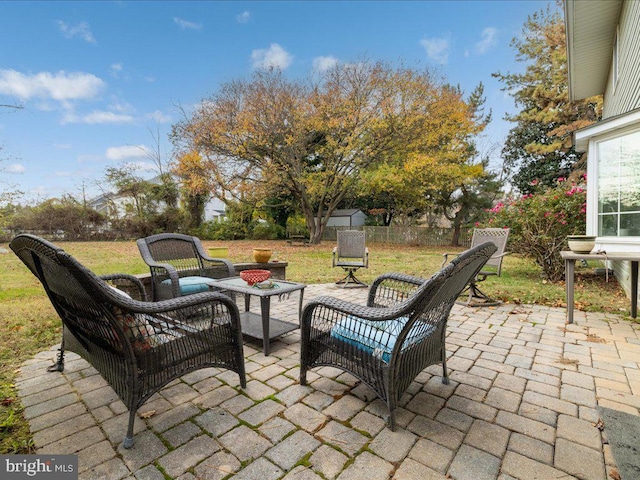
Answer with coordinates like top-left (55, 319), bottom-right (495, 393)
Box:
top-left (16, 281), bottom-right (637, 479)
top-left (8, 234), bottom-right (640, 480)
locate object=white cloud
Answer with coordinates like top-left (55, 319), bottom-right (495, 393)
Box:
top-left (110, 63), bottom-right (124, 78)
top-left (146, 110), bottom-right (171, 123)
top-left (57, 21), bottom-right (96, 43)
top-left (313, 56), bottom-right (338, 72)
top-left (236, 11), bottom-right (251, 23)
top-left (6, 163), bottom-right (25, 174)
top-left (251, 43), bottom-right (293, 70)
top-left (109, 99), bottom-right (135, 114)
top-left (106, 145), bottom-right (153, 161)
top-left (174, 17), bottom-right (202, 30)
top-left (420, 37), bottom-right (450, 64)
top-left (0, 70), bottom-right (105, 101)
top-left (475, 27), bottom-right (498, 55)
top-left (62, 110), bottom-right (135, 125)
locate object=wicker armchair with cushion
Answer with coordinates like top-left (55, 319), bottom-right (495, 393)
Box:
top-left (10, 234), bottom-right (246, 449)
top-left (137, 233), bottom-right (235, 301)
top-left (300, 241), bottom-right (496, 430)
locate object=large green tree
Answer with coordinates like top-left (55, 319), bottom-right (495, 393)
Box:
top-left (494, 4), bottom-right (601, 193)
top-left (172, 62), bottom-right (490, 244)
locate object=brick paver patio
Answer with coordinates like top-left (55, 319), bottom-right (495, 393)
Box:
top-left (16, 283), bottom-right (640, 480)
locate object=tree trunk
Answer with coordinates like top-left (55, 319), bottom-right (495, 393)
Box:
top-left (451, 226), bottom-right (461, 247)
top-left (303, 208), bottom-right (326, 245)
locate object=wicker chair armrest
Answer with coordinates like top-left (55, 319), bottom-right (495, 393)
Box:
top-left (441, 252), bottom-right (459, 269)
top-left (111, 289), bottom-right (232, 314)
top-left (371, 272), bottom-right (425, 288)
top-left (200, 256), bottom-right (236, 276)
top-left (147, 262), bottom-right (181, 288)
top-left (367, 272), bottom-right (425, 308)
top-left (302, 295), bottom-right (404, 328)
top-left (100, 273), bottom-right (148, 301)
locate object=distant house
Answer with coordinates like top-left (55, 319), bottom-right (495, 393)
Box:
top-left (325, 209), bottom-right (367, 228)
top-left (203, 197), bottom-right (227, 223)
top-left (565, 0), bottom-right (640, 296)
top-left (88, 175), bottom-right (227, 224)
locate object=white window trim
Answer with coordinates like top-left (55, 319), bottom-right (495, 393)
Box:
top-left (580, 116), bottom-right (640, 250)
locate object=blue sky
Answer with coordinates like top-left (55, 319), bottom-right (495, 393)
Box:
top-left (0, 0), bottom-right (552, 204)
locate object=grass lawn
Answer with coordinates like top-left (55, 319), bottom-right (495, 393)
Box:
top-left (0, 238), bottom-right (633, 453)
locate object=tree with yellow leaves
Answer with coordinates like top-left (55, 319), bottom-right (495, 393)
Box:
top-left (172, 61), bottom-right (492, 243)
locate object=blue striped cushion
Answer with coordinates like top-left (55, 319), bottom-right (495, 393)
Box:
top-left (161, 276), bottom-right (214, 295)
top-left (330, 315), bottom-right (433, 363)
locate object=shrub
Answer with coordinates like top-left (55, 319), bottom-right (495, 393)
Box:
top-left (286, 215), bottom-right (309, 238)
top-left (479, 177), bottom-right (586, 281)
top-left (193, 220), bottom-right (248, 240)
top-left (251, 221), bottom-right (284, 240)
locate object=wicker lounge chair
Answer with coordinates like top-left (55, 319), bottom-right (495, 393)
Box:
top-left (10, 234), bottom-right (246, 448)
top-left (137, 233), bottom-right (235, 300)
top-left (300, 241), bottom-right (496, 430)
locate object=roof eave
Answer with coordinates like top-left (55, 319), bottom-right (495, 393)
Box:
top-left (565, 0), bottom-right (622, 101)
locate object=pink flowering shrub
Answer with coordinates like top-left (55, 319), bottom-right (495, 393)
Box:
top-left (479, 178), bottom-right (587, 281)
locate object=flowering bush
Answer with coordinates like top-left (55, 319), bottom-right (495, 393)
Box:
top-left (479, 177), bottom-right (587, 281)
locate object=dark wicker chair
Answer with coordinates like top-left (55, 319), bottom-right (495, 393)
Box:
top-left (137, 233), bottom-right (235, 301)
top-left (442, 228), bottom-right (510, 307)
top-left (10, 234), bottom-right (246, 449)
top-left (300, 241), bottom-right (496, 430)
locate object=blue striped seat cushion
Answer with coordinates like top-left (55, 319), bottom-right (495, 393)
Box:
top-left (330, 315), bottom-right (434, 363)
top-left (161, 276), bottom-right (215, 295)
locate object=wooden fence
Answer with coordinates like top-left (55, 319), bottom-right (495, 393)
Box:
top-left (322, 226), bottom-right (473, 247)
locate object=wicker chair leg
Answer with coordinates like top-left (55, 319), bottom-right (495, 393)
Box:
top-left (388, 408), bottom-right (397, 431)
top-left (123, 411), bottom-right (136, 449)
top-left (47, 346), bottom-right (65, 373)
top-left (442, 354), bottom-right (450, 384)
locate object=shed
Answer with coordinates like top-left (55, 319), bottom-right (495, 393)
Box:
top-left (325, 209), bottom-right (367, 228)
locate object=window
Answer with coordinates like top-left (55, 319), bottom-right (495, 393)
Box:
top-left (596, 129), bottom-right (640, 236)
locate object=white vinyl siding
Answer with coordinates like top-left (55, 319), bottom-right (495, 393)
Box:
top-left (604, 1), bottom-right (640, 117)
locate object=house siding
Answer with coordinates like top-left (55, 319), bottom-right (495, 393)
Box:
top-left (570, 0), bottom-right (640, 304)
top-left (603, 1), bottom-right (640, 118)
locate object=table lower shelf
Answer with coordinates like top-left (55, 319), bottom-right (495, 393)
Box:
top-left (239, 311), bottom-right (299, 340)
